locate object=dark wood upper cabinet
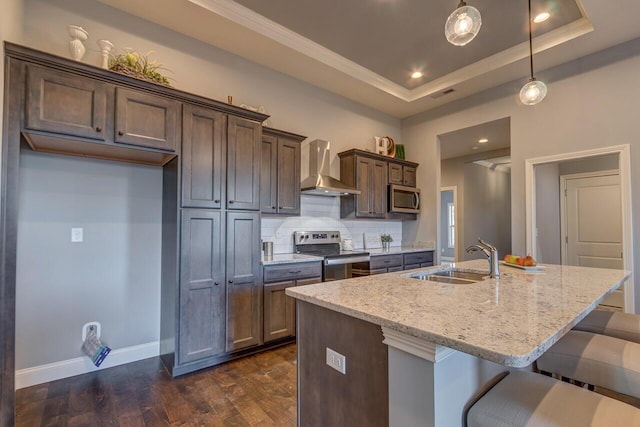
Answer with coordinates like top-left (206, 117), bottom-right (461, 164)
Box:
top-left (389, 161), bottom-right (417, 187)
top-left (114, 87), bottom-right (179, 152)
top-left (25, 65), bottom-right (107, 140)
top-left (341, 154), bottom-right (386, 218)
top-left (260, 127), bottom-right (305, 216)
top-left (277, 137), bottom-right (302, 215)
top-left (226, 211), bottom-right (262, 352)
top-left (388, 162), bottom-right (403, 185)
top-left (339, 150), bottom-right (417, 219)
top-left (227, 116), bottom-right (261, 210)
top-left (260, 133), bottom-right (278, 214)
top-left (182, 105), bottom-right (226, 209)
top-left (178, 210), bottom-right (225, 364)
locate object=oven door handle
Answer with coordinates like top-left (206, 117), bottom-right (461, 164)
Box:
top-left (324, 256), bottom-right (371, 266)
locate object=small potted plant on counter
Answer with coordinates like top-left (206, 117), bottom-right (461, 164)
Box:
top-left (381, 234), bottom-right (393, 251)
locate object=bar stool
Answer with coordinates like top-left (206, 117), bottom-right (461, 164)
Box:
top-left (467, 370), bottom-right (640, 426)
top-left (574, 310), bottom-right (640, 343)
top-left (536, 330), bottom-right (640, 399)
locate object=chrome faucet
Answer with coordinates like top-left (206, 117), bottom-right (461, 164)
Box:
top-left (466, 239), bottom-right (500, 278)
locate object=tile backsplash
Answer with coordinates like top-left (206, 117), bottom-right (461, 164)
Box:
top-left (261, 195), bottom-right (403, 254)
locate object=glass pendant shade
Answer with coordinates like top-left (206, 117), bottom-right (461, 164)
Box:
top-left (519, 78), bottom-right (547, 105)
top-left (445, 3), bottom-right (482, 46)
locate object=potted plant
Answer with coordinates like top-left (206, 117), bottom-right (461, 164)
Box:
top-left (381, 234), bottom-right (393, 251)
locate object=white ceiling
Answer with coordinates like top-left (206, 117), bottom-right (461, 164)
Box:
top-left (98, 0), bottom-right (640, 118)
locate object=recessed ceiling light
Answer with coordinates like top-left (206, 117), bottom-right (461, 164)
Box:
top-left (533, 12), bottom-right (550, 23)
top-left (471, 146), bottom-right (480, 150)
top-left (478, 138), bottom-right (489, 144)
top-left (411, 71), bottom-right (423, 79)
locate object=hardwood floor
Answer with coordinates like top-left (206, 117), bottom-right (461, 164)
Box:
top-left (16, 344), bottom-right (297, 426)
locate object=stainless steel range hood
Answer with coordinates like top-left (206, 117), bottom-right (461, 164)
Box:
top-left (300, 140), bottom-right (360, 196)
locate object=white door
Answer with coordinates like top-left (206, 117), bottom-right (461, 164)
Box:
top-left (562, 172), bottom-right (623, 307)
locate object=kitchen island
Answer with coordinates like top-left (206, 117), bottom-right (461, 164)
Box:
top-left (286, 260), bottom-right (631, 426)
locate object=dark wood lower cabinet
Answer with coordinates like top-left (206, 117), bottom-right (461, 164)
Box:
top-left (264, 281), bottom-right (296, 342)
top-left (178, 210), bottom-right (225, 364)
top-left (226, 281), bottom-right (262, 352)
top-left (262, 264), bottom-right (322, 343)
top-left (226, 211), bottom-right (262, 352)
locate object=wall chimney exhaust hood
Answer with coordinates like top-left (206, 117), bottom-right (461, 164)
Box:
top-left (300, 140), bottom-right (360, 196)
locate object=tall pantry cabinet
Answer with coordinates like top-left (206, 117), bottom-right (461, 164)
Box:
top-left (167, 104), bottom-right (263, 375)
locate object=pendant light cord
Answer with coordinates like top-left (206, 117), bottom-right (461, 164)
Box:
top-left (528, 0), bottom-right (534, 79)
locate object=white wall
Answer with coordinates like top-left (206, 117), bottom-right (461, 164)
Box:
top-left (16, 0), bottom-right (402, 373)
top-left (440, 148), bottom-right (511, 261)
top-left (535, 163), bottom-right (561, 264)
top-left (403, 39), bottom-right (640, 311)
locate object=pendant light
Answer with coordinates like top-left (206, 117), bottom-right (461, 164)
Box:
top-left (445, 1), bottom-right (482, 46)
top-left (519, 0), bottom-right (547, 105)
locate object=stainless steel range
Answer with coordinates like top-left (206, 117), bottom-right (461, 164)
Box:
top-left (293, 231), bottom-right (370, 281)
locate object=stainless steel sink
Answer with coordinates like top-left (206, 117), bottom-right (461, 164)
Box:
top-left (405, 268), bottom-right (487, 284)
top-left (430, 270), bottom-right (487, 281)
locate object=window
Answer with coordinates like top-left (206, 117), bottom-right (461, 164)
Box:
top-left (447, 202), bottom-right (455, 248)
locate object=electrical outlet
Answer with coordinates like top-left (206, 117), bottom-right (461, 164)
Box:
top-left (82, 321), bottom-right (101, 342)
top-left (326, 347), bottom-right (346, 374)
top-left (71, 227), bottom-right (83, 243)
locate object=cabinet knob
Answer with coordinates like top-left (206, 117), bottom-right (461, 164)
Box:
top-left (279, 206), bottom-right (283, 210)
top-left (214, 282), bottom-right (220, 286)
top-left (228, 280), bottom-right (234, 284)
top-left (229, 200), bottom-right (234, 204)
top-left (214, 199), bottom-right (220, 203)
top-left (96, 126), bottom-right (102, 132)
top-left (118, 131), bottom-right (124, 136)
top-left (271, 206), bottom-right (276, 209)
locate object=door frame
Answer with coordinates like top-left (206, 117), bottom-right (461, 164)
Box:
top-left (440, 186), bottom-right (458, 262)
top-left (560, 170), bottom-right (620, 265)
top-left (525, 145), bottom-right (634, 313)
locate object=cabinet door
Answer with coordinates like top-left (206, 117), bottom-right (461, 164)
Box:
top-left (25, 65), bottom-right (107, 140)
top-left (226, 211), bottom-right (262, 352)
top-left (227, 116), bottom-right (261, 210)
top-left (277, 137), bottom-right (301, 215)
top-left (388, 266), bottom-right (404, 273)
top-left (179, 210), bottom-right (225, 364)
top-left (263, 280), bottom-right (296, 342)
top-left (404, 264), bottom-right (420, 270)
top-left (114, 87), bottom-right (179, 152)
top-left (404, 166), bottom-right (417, 187)
top-left (355, 156), bottom-right (373, 217)
top-left (371, 160), bottom-right (388, 217)
top-left (388, 162), bottom-right (403, 185)
top-left (260, 134), bottom-right (278, 214)
top-left (182, 105), bottom-right (225, 208)
top-left (296, 277), bottom-right (322, 287)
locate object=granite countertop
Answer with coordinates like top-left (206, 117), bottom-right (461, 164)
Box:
top-left (286, 260), bottom-right (630, 367)
top-left (261, 253), bottom-right (324, 265)
top-left (366, 246), bottom-right (434, 256)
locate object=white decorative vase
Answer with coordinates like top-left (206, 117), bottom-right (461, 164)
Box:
top-left (97, 39), bottom-right (114, 69)
top-left (68, 25), bottom-right (88, 61)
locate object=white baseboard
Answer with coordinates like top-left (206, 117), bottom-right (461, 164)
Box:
top-left (15, 341), bottom-right (160, 389)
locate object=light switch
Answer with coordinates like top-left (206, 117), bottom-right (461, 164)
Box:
top-left (71, 227), bottom-right (83, 243)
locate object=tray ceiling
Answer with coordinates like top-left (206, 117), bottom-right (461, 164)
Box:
top-left (97, 0), bottom-right (640, 117)
top-left (233, 0), bottom-right (582, 89)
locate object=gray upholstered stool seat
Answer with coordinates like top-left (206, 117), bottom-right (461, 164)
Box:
top-left (467, 370), bottom-right (640, 426)
top-left (574, 310), bottom-right (640, 343)
top-left (536, 330), bottom-right (640, 398)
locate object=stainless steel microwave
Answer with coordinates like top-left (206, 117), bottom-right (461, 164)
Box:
top-left (389, 184), bottom-right (420, 213)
